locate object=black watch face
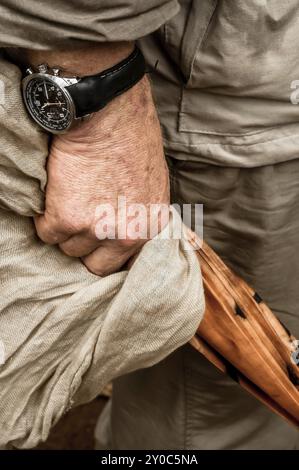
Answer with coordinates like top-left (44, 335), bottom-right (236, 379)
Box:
top-left (23, 77), bottom-right (74, 132)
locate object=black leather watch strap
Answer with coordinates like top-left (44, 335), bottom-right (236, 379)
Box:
top-left (66, 46), bottom-right (146, 118)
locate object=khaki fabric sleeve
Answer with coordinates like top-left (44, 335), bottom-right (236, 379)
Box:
top-left (0, 0), bottom-right (179, 49)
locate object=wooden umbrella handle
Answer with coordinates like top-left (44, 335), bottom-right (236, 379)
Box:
top-left (190, 241), bottom-right (299, 428)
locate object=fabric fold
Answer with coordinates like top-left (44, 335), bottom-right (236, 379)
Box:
top-left (0, 55), bottom-right (204, 448)
top-left (0, 1), bottom-right (179, 49)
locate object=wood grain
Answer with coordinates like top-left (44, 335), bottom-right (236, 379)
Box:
top-left (191, 241), bottom-right (299, 428)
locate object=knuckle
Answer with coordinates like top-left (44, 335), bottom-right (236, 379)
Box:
top-left (57, 212), bottom-right (87, 235)
top-left (35, 219), bottom-right (57, 244)
top-left (83, 259), bottom-right (105, 277)
top-left (117, 238), bottom-right (142, 250)
top-left (59, 244), bottom-right (78, 257)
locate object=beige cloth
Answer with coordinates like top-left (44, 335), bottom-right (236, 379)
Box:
top-left (0, 57), bottom-right (204, 448)
top-left (1, 0), bottom-right (299, 451)
top-left (97, 157), bottom-right (299, 449)
top-left (97, 0), bottom-right (299, 450)
top-left (0, 1), bottom-right (179, 49)
top-left (2, 0), bottom-right (299, 165)
top-left (141, 0), bottom-right (299, 168)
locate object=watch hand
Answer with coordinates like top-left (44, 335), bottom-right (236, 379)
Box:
top-left (42, 101), bottom-right (62, 109)
top-left (43, 81), bottom-right (49, 100)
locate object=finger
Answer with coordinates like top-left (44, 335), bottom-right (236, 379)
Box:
top-left (59, 233), bottom-right (101, 257)
top-left (82, 242), bottom-right (140, 277)
top-left (125, 250), bottom-right (141, 270)
top-left (34, 215), bottom-right (71, 245)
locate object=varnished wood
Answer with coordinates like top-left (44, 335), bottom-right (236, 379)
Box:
top-left (191, 241), bottom-right (299, 428)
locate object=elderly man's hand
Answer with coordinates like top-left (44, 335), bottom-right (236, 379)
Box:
top-left (34, 75), bottom-right (170, 276)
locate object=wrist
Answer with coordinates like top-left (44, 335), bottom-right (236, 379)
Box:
top-left (7, 41), bottom-right (134, 77)
top-left (20, 44), bottom-right (146, 134)
top-left (51, 74), bottom-right (159, 174)
top-left (61, 75), bottom-right (152, 141)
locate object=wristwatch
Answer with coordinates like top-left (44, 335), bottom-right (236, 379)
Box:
top-left (21, 46), bottom-right (146, 134)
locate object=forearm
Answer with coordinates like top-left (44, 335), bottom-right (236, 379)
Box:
top-left (6, 35), bottom-right (169, 277)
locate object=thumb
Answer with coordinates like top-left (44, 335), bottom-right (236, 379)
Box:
top-left (82, 241), bottom-right (142, 277)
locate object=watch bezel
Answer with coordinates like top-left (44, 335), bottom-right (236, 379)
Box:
top-left (22, 73), bottom-right (77, 134)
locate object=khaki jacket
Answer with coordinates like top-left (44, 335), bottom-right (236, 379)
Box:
top-left (0, 1), bottom-right (204, 448)
top-left (2, 1), bottom-right (299, 167)
top-left (141, 0), bottom-right (299, 167)
top-left (1, 0), bottom-right (299, 449)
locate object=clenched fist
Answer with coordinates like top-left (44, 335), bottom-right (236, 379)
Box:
top-left (34, 75), bottom-right (170, 276)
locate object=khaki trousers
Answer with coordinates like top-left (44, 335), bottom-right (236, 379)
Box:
top-left (96, 156), bottom-right (299, 449)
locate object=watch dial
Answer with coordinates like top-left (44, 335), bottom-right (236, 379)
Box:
top-left (24, 77), bottom-right (73, 132)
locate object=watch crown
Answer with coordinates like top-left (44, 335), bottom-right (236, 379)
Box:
top-left (26, 67), bottom-right (34, 75)
top-left (37, 63), bottom-right (48, 74)
top-left (52, 68), bottom-right (60, 77)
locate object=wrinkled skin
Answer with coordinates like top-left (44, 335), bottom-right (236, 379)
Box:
top-left (35, 76), bottom-right (170, 276)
